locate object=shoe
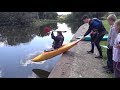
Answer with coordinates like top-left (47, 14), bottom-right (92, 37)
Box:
top-left (105, 70), bottom-right (114, 74)
top-left (95, 55), bottom-right (103, 59)
top-left (103, 66), bottom-right (108, 69)
top-left (87, 51), bottom-right (94, 54)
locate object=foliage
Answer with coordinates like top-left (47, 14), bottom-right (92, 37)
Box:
top-left (0, 12), bottom-right (39, 26)
top-left (38, 12), bottom-right (58, 20)
top-left (65, 12), bottom-right (108, 23)
top-left (102, 20), bottom-right (110, 32)
top-left (0, 22), bottom-right (58, 46)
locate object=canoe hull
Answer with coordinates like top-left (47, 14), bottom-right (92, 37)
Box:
top-left (84, 35), bottom-right (108, 41)
top-left (77, 35), bottom-right (108, 41)
top-left (32, 40), bottom-right (80, 62)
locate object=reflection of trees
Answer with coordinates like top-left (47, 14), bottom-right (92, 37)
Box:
top-left (0, 22), bottom-right (58, 46)
top-left (66, 22), bottom-right (82, 34)
top-left (0, 12), bottom-right (39, 26)
top-left (37, 22), bottom-right (58, 37)
top-left (0, 26), bottom-right (39, 46)
top-left (38, 12), bottom-right (58, 20)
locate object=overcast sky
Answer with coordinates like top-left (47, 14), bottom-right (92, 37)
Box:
top-left (57, 12), bottom-right (71, 15)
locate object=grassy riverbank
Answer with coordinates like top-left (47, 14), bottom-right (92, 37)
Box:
top-left (101, 20), bottom-right (110, 61)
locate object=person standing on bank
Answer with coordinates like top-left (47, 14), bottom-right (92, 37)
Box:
top-left (81, 15), bottom-right (107, 59)
top-left (113, 19), bottom-right (120, 78)
top-left (103, 14), bottom-right (117, 73)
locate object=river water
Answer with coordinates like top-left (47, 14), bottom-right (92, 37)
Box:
top-left (0, 22), bottom-right (80, 78)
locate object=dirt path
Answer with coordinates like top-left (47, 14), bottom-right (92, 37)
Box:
top-left (48, 24), bottom-right (111, 78)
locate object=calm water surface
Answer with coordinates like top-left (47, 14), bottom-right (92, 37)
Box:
top-left (0, 22), bottom-right (79, 78)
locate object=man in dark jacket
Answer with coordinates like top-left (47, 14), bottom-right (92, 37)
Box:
top-left (81, 15), bottom-right (107, 59)
top-left (51, 31), bottom-right (64, 49)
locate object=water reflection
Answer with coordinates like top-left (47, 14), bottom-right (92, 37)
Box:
top-left (0, 66), bottom-right (3, 77)
top-left (0, 26), bottom-right (37, 46)
top-left (0, 22), bottom-right (58, 46)
top-left (38, 23), bottom-right (58, 37)
top-left (0, 22), bottom-right (74, 78)
top-left (66, 22), bottom-right (83, 34)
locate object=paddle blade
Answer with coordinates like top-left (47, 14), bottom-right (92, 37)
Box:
top-left (43, 26), bottom-right (52, 33)
top-left (32, 69), bottom-right (50, 78)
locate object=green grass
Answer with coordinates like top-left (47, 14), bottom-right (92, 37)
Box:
top-left (100, 20), bottom-right (110, 61)
top-left (102, 20), bottom-right (110, 31)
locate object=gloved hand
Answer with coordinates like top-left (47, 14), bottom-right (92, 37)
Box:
top-left (51, 31), bottom-right (54, 34)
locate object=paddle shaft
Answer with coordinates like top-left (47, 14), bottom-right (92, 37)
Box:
top-left (53, 30), bottom-right (67, 33)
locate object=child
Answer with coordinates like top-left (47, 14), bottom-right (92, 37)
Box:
top-left (51, 31), bottom-right (64, 49)
top-left (103, 14), bottom-right (117, 73)
top-left (113, 19), bottom-right (120, 78)
top-left (44, 31), bottom-right (64, 52)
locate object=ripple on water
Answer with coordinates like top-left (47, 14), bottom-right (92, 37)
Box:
top-left (20, 50), bottom-right (45, 67)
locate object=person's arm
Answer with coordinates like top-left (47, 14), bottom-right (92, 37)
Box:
top-left (115, 44), bottom-right (120, 48)
top-left (51, 31), bottom-right (59, 41)
top-left (84, 25), bottom-right (92, 37)
top-left (115, 42), bottom-right (120, 48)
top-left (108, 28), bottom-right (114, 49)
top-left (114, 35), bottom-right (120, 48)
top-left (51, 31), bottom-right (56, 40)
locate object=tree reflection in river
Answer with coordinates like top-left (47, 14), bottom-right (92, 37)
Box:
top-left (0, 26), bottom-right (38, 46)
top-left (65, 22), bottom-right (83, 34)
top-left (0, 22), bottom-right (58, 46)
top-left (37, 22), bottom-right (58, 37)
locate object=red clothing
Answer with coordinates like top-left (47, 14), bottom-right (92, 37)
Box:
top-left (44, 27), bottom-right (51, 32)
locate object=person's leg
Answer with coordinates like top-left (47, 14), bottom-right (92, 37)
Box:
top-left (94, 34), bottom-right (105, 58)
top-left (87, 41), bottom-right (94, 53)
top-left (91, 42), bottom-right (94, 53)
top-left (107, 48), bottom-right (114, 72)
top-left (113, 61), bottom-right (116, 78)
top-left (91, 34), bottom-right (94, 53)
top-left (87, 34), bottom-right (94, 53)
top-left (103, 48), bottom-right (110, 69)
top-left (104, 48), bottom-right (114, 73)
top-left (107, 48), bottom-right (110, 67)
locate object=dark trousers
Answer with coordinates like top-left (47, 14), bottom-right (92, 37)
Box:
top-left (94, 33), bottom-right (105, 56)
top-left (107, 48), bottom-right (113, 72)
top-left (90, 34), bottom-right (97, 53)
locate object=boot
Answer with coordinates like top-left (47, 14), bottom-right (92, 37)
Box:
top-left (87, 50), bottom-right (94, 54)
top-left (95, 55), bottom-right (103, 59)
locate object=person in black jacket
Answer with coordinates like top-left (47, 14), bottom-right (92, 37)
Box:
top-left (81, 15), bottom-right (107, 59)
top-left (51, 31), bottom-right (64, 49)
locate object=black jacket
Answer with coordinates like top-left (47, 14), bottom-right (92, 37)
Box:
top-left (84, 18), bottom-right (107, 37)
top-left (51, 32), bottom-right (64, 49)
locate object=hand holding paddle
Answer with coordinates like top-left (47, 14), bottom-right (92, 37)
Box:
top-left (44, 26), bottom-right (67, 33)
